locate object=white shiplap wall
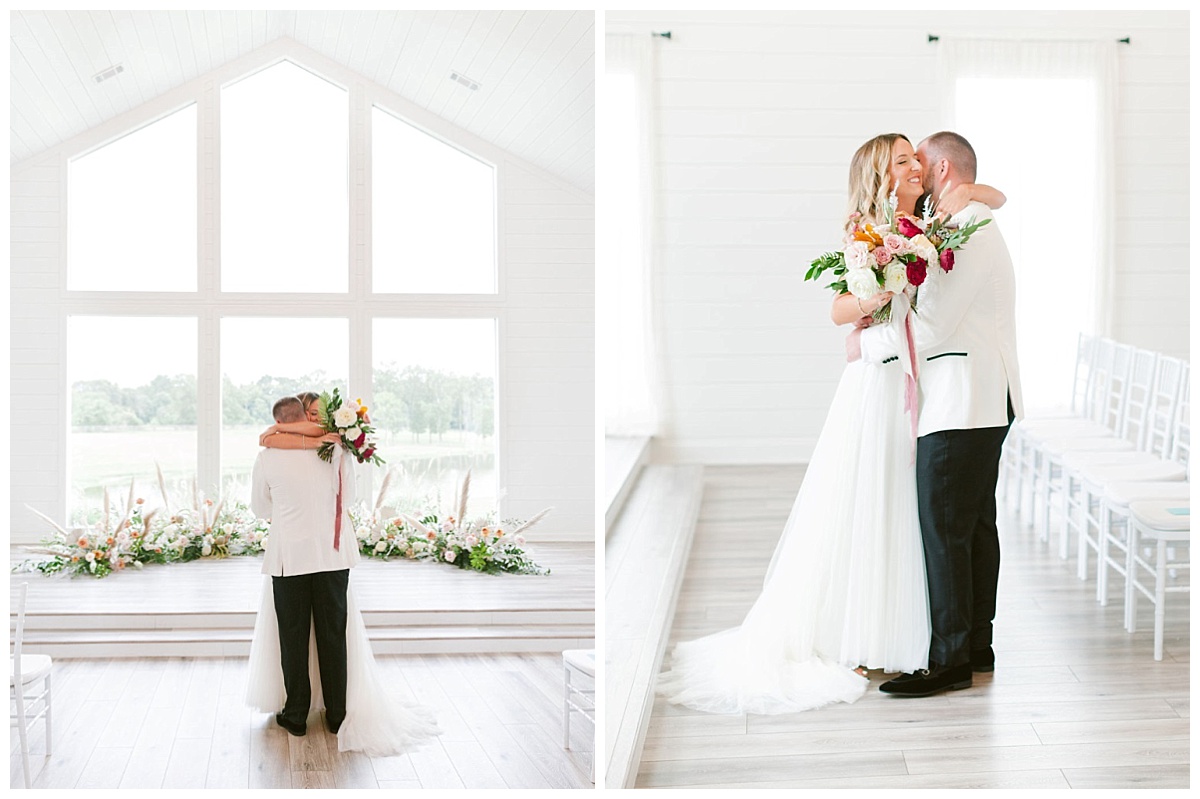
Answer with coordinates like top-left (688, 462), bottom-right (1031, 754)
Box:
top-left (607, 10), bottom-right (1189, 464)
top-left (9, 39), bottom-right (594, 544)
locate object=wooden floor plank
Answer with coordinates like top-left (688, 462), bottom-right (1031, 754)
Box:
top-left (18, 653), bottom-right (589, 790)
top-left (636, 465), bottom-right (1190, 789)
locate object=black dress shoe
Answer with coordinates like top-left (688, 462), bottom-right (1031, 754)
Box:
top-left (879, 662), bottom-right (972, 697)
top-left (971, 646), bottom-right (995, 673)
top-left (276, 713), bottom-right (307, 736)
top-left (325, 714), bottom-right (343, 735)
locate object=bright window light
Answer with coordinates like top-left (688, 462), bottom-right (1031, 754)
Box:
top-left (67, 105), bottom-right (197, 291)
top-left (68, 316), bottom-right (198, 522)
top-left (221, 61), bottom-right (348, 292)
top-left (372, 107), bottom-right (496, 294)
top-left (956, 77), bottom-right (1097, 411)
top-left (219, 316), bottom-right (350, 500)
top-left (372, 318), bottom-right (497, 516)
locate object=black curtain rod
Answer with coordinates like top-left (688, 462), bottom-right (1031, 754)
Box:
top-left (928, 33), bottom-right (1130, 44)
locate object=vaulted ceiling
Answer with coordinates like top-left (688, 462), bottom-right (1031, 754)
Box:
top-left (9, 10), bottom-right (595, 192)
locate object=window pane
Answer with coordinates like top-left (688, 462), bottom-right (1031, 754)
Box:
top-left (372, 107), bottom-right (496, 293)
top-left (957, 77), bottom-right (1096, 411)
top-left (67, 105), bottom-right (197, 291)
top-left (68, 317), bottom-right (197, 523)
top-left (220, 317), bottom-right (349, 500)
top-left (372, 319), bottom-right (497, 516)
top-left (221, 62), bottom-right (348, 292)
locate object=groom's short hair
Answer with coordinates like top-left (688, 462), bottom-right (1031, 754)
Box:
top-left (273, 396), bottom-right (306, 423)
top-left (923, 131), bottom-right (977, 182)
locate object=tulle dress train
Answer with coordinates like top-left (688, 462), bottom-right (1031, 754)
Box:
top-left (656, 356), bottom-right (931, 715)
top-left (246, 577), bottom-right (440, 755)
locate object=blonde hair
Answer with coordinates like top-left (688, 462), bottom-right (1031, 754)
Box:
top-left (845, 133), bottom-right (909, 233)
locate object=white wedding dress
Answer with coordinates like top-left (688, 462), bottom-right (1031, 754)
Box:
top-left (246, 577), bottom-right (440, 755)
top-left (657, 311), bottom-right (931, 715)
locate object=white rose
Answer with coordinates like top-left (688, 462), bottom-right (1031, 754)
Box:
top-left (910, 234), bottom-right (938, 265)
top-left (413, 541), bottom-right (426, 552)
top-left (374, 541), bottom-right (387, 553)
top-left (845, 267), bottom-right (880, 299)
top-left (883, 261), bottom-right (908, 294)
top-left (333, 406), bottom-right (357, 427)
top-left (201, 542), bottom-right (212, 557)
top-left (515, 535), bottom-right (526, 547)
top-left (444, 550), bottom-right (457, 562)
top-left (844, 241), bottom-right (872, 270)
top-left (465, 534), bottom-right (478, 547)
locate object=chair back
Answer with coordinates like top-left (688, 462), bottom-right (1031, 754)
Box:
top-left (1143, 356), bottom-right (1186, 459)
top-left (1084, 338), bottom-right (1116, 425)
top-left (1098, 342), bottom-right (1135, 433)
top-left (1168, 362), bottom-right (1190, 468)
top-left (1070, 333), bottom-right (1098, 415)
top-left (1118, 348), bottom-right (1159, 449)
top-left (12, 582), bottom-right (28, 681)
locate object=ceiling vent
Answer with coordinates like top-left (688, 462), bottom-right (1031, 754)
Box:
top-left (449, 71), bottom-right (480, 91)
top-left (93, 64), bottom-right (125, 84)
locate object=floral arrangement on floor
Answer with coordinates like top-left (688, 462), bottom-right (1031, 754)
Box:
top-left (353, 471), bottom-right (552, 575)
top-left (805, 190), bottom-right (991, 321)
top-left (14, 468), bottom-right (269, 578)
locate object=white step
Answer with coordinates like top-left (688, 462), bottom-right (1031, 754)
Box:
top-left (604, 464), bottom-right (704, 790)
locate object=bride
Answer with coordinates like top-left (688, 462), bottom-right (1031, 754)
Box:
top-left (245, 392), bottom-right (440, 754)
top-left (656, 134), bottom-right (1005, 715)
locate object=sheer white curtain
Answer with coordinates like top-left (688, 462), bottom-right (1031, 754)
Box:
top-left (936, 38), bottom-right (1117, 410)
top-left (600, 33), bottom-right (661, 436)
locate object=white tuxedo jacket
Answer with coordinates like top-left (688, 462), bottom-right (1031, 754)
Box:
top-left (860, 201), bottom-right (1024, 436)
top-left (251, 449), bottom-right (360, 577)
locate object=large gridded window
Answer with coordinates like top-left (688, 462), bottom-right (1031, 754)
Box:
top-left (63, 57), bottom-right (503, 523)
top-left (221, 61), bottom-right (349, 292)
top-left (220, 317), bottom-right (349, 500)
top-left (372, 107), bottom-right (497, 294)
top-left (68, 317), bottom-right (198, 523)
top-left (372, 319), bottom-right (498, 517)
top-left (67, 104), bottom-right (197, 291)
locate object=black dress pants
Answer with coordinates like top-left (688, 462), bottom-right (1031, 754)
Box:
top-left (272, 569), bottom-right (349, 727)
top-left (915, 403), bottom-right (1013, 668)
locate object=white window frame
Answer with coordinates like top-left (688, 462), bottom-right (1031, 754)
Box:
top-left (59, 41), bottom-right (507, 510)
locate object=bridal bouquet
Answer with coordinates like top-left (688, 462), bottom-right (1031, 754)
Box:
top-left (805, 198), bottom-right (990, 321)
top-left (316, 388), bottom-right (384, 466)
top-left (351, 472), bottom-right (551, 575)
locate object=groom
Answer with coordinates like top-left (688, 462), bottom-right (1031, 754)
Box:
top-left (847, 131), bottom-right (1023, 697)
top-left (251, 395), bottom-right (359, 735)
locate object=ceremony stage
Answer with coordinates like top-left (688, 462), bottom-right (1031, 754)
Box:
top-left (11, 543), bottom-right (594, 658)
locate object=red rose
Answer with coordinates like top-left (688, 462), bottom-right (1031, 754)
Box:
top-left (354, 432), bottom-right (367, 448)
top-left (896, 217), bottom-right (922, 238)
top-left (939, 248), bottom-right (955, 272)
top-left (906, 257), bottom-right (928, 287)
top-left (362, 448), bottom-right (375, 461)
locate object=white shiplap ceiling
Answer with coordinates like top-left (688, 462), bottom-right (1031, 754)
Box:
top-left (9, 10), bottom-right (595, 192)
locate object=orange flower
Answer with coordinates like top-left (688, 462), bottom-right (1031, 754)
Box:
top-left (357, 405), bottom-right (369, 418)
top-left (107, 537), bottom-right (115, 545)
top-left (135, 498), bottom-right (145, 505)
top-left (77, 537), bottom-right (89, 548)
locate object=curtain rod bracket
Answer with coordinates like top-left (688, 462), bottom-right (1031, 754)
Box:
top-left (928, 33), bottom-right (1130, 44)
top-left (652, 31), bottom-right (671, 40)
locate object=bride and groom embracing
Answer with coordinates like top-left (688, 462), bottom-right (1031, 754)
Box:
top-left (658, 131), bottom-right (1023, 713)
top-left (245, 393), bottom-right (439, 754)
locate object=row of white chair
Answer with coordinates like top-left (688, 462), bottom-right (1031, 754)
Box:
top-left (1001, 335), bottom-right (1190, 660)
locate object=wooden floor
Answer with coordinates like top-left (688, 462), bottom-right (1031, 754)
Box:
top-left (638, 465), bottom-right (1190, 789)
top-left (10, 652), bottom-right (594, 789)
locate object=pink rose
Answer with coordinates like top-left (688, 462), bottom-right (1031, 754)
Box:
top-left (939, 248), bottom-right (955, 272)
top-left (906, 258), bottom-right (928, 286)
top-left (873, 247), bottom-right (892, 267)
top-left (896, 217), bottom-right (922, 238)
top-left (883, 233), bottom-right (909, 254)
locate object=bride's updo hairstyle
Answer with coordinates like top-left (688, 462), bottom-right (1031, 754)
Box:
top-left (845, 133), bottom-right (909, 233)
